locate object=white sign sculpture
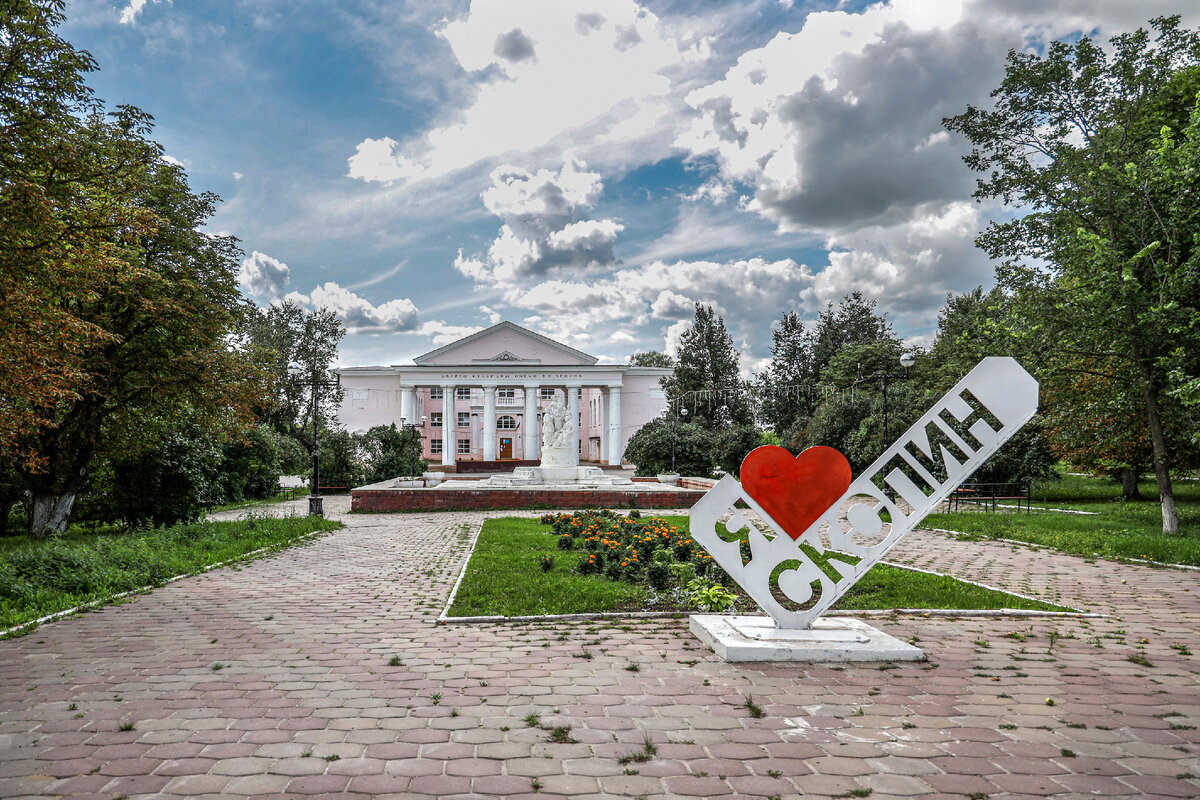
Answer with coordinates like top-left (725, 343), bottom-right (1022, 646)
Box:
top-left (690, 357), bottom-right (1039, 631)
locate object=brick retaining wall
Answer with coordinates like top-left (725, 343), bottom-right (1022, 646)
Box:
top-left (351, 486), bottom-right (707, 512)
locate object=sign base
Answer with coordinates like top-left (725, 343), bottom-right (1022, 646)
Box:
top-left (689, 615), bottom-right (926, 663)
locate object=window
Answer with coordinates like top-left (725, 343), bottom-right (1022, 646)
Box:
top-left (429, 387), bottom-right (443, 400)
top-left (458, 439), bottom-right (471, 454)
top-left (498, 387), bottom-right (516, 400)
top-left (351, 389), bottom-right (369, 401)
top-left (430, 413), bottom-right (442, 427)
top-left (497, 415), bottom-right (517, 430)
top-left (430, 439), bottom-right (442, 455)
top-left (456, 387), bottom-right (471, 400)
top-left (457, 412), bottom-right (470, 427)
top-left (540, 387), bottom-right (555, 400)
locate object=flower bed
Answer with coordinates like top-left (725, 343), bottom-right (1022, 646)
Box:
top-left (540, 509), bottom-right (725, 592)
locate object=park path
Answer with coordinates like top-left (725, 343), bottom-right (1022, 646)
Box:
top-left (0, 502), bottom-right (1198, 799)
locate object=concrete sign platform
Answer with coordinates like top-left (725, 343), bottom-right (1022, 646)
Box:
top-left (690, 614), bottom-right (926, 662)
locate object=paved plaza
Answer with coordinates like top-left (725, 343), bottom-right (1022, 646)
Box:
top-left (1, 499), bottom-right (1198, 799)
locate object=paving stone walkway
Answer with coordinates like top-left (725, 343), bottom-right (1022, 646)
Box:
top-left (1, 501), bottom-right (1198, 799)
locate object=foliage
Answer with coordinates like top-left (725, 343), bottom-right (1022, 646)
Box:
top-left (623, 417), bottom-right (716, 477)
top-left (627, 350), bottom-right (674, 368)
top-left (661, 303), bottom-right (752, 426)
top-left (0, 514), bottom-right (340, 630)
top-left (359, 424), bottom-right (426, 482)
top-left (684, 577), bottom-right (737, 612)
top-left (712, 426), bottom-right (768, 476)
top-left (1, 2), bottom-right (271, 536)
top-left (242, 300), bottom-right (345, 450)
top-left (811, 292), bottom-right (898, 381)
top-left (944, 16), bottom-right (1200, 533)
top-left (314, 428), bottom-right (365, 489)
top-left (757, 311), bottom-right (817, 439)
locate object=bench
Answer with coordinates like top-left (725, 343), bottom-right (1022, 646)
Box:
top-left (949, 482), bottom-right (1031, 513)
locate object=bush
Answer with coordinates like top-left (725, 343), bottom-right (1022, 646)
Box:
top-left (647, 562), bottom-right (670, 590)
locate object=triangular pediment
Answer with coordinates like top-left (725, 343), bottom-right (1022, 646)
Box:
top-left (411, 321), bottom-right (598, 366)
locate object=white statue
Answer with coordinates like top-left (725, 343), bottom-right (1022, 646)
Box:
top-left (541, 396), bottom-right (575, 450)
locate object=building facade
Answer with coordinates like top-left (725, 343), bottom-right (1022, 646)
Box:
top-left (335, 322), bottom-right (670, 468)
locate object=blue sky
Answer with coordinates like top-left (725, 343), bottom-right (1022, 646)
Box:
top-left (62, 0), bottom-right (1198, 369)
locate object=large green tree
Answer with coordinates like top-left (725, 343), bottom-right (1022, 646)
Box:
top-left (661, 303), bottom-right (752, 426)
top-left (945, 17), bottom-right (1200, 533)
top-left (241, 300), bottom-right (345, 453)
top-left (756, 311), bottom-right (816, 442)
top-left (2, 1), bottom-right (267, 536)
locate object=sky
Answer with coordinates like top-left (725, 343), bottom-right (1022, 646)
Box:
top-left (61, 0), bottom-right (1200, 370)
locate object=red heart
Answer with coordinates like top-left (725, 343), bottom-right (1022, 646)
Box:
top-left (740, 445), bottom-right (852, 540)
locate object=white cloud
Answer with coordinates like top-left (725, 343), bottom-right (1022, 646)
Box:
top-left (288, 282), bottom-right (420, 335)
top-left (238, 250), bottom-right (290, 301)
top-left (346, 0), bottom-right (706, 184)
top-left (455, 159), bottom-right (624, 284)
top-left (119, 0), bottom-right (160, 25)
top-left (232, 171), bottom-right (244, 181)
top-left (161, 154), bottom-right (187, 168)
top-left (415, 320), bottom-right (484, 345)
top-left (504, 257), bottom-right (819, 358)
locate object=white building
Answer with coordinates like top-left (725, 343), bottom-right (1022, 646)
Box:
top-left (335, 321), bottom-right (669, 469)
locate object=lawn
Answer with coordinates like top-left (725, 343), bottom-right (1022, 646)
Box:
top-left (925, 472), bottom-right (1200, 565)
top-left (446, 515), bottom-right (1069, 618)
top-left (0, 515), bottom-right (340, 631)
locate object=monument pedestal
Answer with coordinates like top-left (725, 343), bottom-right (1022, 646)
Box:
top-left (689, 615), bottom-right (925, 662)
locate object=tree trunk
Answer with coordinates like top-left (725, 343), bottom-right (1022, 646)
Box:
top-left (1120, 469), bottom-right (1142, 500)
top-left (1140, 377), bottom-right (1178, 534)
top-left (30, 491), bottom-right (78, 538)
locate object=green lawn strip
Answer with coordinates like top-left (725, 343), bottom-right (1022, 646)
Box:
top-left (447, 518), bottom-right (646, 616)
top-left (924, 510), bottom-right (1200, 566)
top-left (1031, 472), bottom-right (1200, 510)
top-left (447, 516), bottom-right (1067, 618)
top-left (0, 515), bottom-right (341, 631)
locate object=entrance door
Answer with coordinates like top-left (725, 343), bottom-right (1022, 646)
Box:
top-left (499, 438), bottom-right (513, 459)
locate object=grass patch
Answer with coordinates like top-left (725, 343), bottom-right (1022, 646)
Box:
top-left (446, 516), bottom-right (1069, 618)
top-left (0, 515), bottom-right (340, 631)
top-left (447, 517), bottom-right (647, 616)
top-left (926, 472), bottom-right (1200, 565)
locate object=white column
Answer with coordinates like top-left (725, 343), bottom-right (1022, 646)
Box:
top-left (523, 383), bottom-right (540, 461)
top-left (482, 385), bottom-right (497, 461)
top-left (607, 386), bottom-right (623, 466)
top-left (400, 386), bottom-right (416, 425)
top-left (599, 388), bottom-right (609, 464)
top-left (441, 384), bottom-right (455, 466)
top-left (566, 386), bottom-right (580, 466)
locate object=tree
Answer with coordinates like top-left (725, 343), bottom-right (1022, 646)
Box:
top-left (811, 292), bottom-right (897, 381)
top-left (359, 424), bottom-right (426, 482)
top-left (627, 351), bottom-right (674, 368)
top-left (945, 17), bottom-right (1200, 533)
top-left (0, 1), bottom-right (145, 471)
top-left (757, 311), bottom-right (816, 442)
top-left (242, 300), bottom-right (345, 453)
top-left (2, 4), bottom-right (268, 536)
top-left (661, 303), bottom-right (751, 426)
top-left (623, 418), bottom-right (716, 478)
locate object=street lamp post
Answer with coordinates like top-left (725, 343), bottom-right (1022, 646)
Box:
top-left (671, 406), bottom-right (688, 473)
top-left (857, 352), bottom-right (916, 445)
top-left (289, 363), bottom-right (341, 517)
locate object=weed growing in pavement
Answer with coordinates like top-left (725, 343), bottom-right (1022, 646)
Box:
top-left (542, 725), bottom-right (576, 744)
top-left (118, 721), bottom-right (135, 731)
top-left (523, 713), bottom-right (541, 727)
top-left (742, 697), bottom-right (765, 718)
top-left (617, 734), bottom-right (658, 765)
